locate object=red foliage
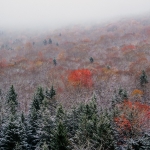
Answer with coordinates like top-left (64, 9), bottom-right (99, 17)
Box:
top-left (114, 115), bottom-right (131, 131)
top-left (68, 69), bottom-right (93, 87)
top-left (123, 100), bottom-right (133, 109)
top-left (0, 58), bottom-right (7, 68)
top-left (121, 44), bottom-right (136, 51)
top-left (134, 102), bottom-right (150, 113)
top-left (123, 100), bottom-right (150, 114)
top-left (115, 100), bottom-right (150, 133)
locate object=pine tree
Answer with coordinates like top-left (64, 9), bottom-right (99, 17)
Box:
top-left (3, 85), bottom-right (18, 119)
top-left (51, 105), bottom-right (69, 150)
top-left (45, 86), bottom-right (57, 115)
top-left (6, 85), bottom-right (18, 115)
top-left (93, 109), bottom-right (115, 149)
top-left (140, 70), bottom-right (148, 86)
top-left (90, 57), bottom-right (94, 63)
top-left (36, 98), bottom-right (55, 149)
top-left (54, 121), bottom-right (69, 150)
top-left (0, 88), bottom-right (5, 126)
top-left (48, 38), bottom-right (52, 44)
top-left (56, 105), bottom-right (65, 122)
top-left (50, 86), bottom-right (56, 99)
top-left (31, 87), bottom-right (44, 111)
top-left (27, 87), bottom-right (44, 149)
top-left (0, 113), bottom-right (28, 150)
top-left (35, 87), bottom-right (44, 105)
top-left (43, 39), bottom-right (47, 45)
top-left (140, 70), bottom-right (149, 102)
top-left (0, 115), bottom-right (19, 150)
top-left (0, 86), bottom-right (28, 150)
top-left (66, 107), bottom-right (80, 139)
top-left (53, 58), bottom-right (57, 66)
top-left (27, 107), bottom-right (40, 149)
top-left (45, 86), bottom-right (56, 99)
top-left (6, 85), bottom-right (17, 105)
top-left (75, 99), bottom-right (98, 146)
top-left (31, 97), bottom-right (40, 111)
top-left (18, 112), bottom-right (29, 150)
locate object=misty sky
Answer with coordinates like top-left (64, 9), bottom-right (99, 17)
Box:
top-left (0, 0), bottom-right (150, 30)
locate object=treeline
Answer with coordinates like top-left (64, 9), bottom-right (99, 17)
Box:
top-left (0, 85), bottom-right (150, 150)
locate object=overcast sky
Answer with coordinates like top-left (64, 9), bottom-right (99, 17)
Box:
top-left (0, 0), bottom-right (150, 30)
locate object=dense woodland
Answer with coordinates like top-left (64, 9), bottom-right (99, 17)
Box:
top-left (0, 15), bottom-right (150, 149)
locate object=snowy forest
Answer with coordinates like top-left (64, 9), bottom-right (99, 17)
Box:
top-left (0, 15), bottom-right (150, 149)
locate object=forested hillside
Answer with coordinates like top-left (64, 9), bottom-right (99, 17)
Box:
top-left (0, 15), bottom-right (150, 149)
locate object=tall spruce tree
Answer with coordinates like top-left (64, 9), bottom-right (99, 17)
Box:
top-left (6, 85), bottom-right (17, 105)
top-left (0, 88), bottom-right (5, 126)
top-left (56, 105), bottom-right (65, 122)
top-left (51, 105), bottom-right (69, 150)
top-left (30, 87), bottom-right (45, 111)
top-left (45, 86), bottom-right (56, 99)
top-left (75, 97), bottom-right (98, 147)
top-left (34, 87), bottom-right (44, 106)
top-left (53, 121), bottom-right (69, 150)
top-left (66, 107), bottom-right (80, 140)
top-left (27, 107), bottom-right (40, 149)
top-left (45, 86), bottom-right (57, 115)
top-left (94, 109), bottom-right (115, 150)
top-left (6, 85), bottom-right (18, 115)
top-left (0, 86), bottom-right (28, 150)
top-left (0, 115), bottom-right (20, 150)
top-left (27, 87), bottom-right (45, 149)
top-left (18, 112), bottom-right (29, 149)
top-left (36, 98), bottom-right (55, 149)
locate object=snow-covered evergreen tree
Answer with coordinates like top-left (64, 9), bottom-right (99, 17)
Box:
top-left (36, 98), bottom-right (55, 149)
top-left (0, 86), bottom-right (28, 150)
top-left (27, 87), bottom-right (45, 149)
top-left (51, 105), bottom-right (69, 150)
top-left (27, 105), bottom-right (40, 149)
top-left (45, 86), bottom-right (57, 115)
top-left (0, 88), bottom-right (5, 127)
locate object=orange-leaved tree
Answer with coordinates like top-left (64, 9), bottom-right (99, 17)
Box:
top-left (131, 89), bottom-right (143, 97)
top-left (68, 69), bottom-right (93, 88)
top-left (114, 100), bottom-right (150, 136)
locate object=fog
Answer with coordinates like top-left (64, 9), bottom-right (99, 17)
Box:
top-left (0, 0), bottom-right (150, 30)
